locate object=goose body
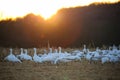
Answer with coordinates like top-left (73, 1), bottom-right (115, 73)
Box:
top-left (23, 49), bottom-right (32, 61)
top-left (33, 48), bottom-right (42, 63)
top-left (101, 56), bottom-right (109, 64)
top-left (4, 48), bottom-right (21, 63)
top-left (42, 49), bottom-right (59, 63)
top-left (17, 48), bottom-right (24, 60)
top-left (85, 49), bottom-right (94, 60)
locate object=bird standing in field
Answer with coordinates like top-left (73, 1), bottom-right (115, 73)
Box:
top-left (4, 48), bottom-right (22, 63)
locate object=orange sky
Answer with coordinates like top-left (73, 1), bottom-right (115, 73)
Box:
top-left (0, 0), bottom-right (119, 20)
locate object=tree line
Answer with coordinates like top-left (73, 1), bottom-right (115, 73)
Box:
top-left (0, 2), bottom-right (120, 48)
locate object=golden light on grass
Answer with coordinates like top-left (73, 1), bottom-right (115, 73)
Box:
top-left (0, 0), bottom-right (119, 20)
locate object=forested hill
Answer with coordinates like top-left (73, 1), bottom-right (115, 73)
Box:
top-left (0, 2), bottom-right (120, 48)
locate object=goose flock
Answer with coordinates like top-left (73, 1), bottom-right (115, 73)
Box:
top-left (4, 45), bottom-right (120, 64)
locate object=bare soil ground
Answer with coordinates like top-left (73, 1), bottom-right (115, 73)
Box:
top-left (0, 60), bottom-right (120, 80)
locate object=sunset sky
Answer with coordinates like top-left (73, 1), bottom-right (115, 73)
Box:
top-left (0, 0), bottom-right (119, 20)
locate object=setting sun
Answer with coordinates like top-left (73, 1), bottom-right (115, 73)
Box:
top-left (0, 0), bottom-right (119, 20)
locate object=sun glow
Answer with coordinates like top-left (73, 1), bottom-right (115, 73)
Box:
top-left (0, 0), bottom-right (119, 20)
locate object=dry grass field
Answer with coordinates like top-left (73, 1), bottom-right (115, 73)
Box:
top-left (0, 48), bottom-right (120, 80)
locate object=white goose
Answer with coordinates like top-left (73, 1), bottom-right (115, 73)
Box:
top-left (23, 49), bottom-right (32, 61)
top-left (4, 48), bottom-right (22, 63)
top-left (83, 44), bottom-right (87, 54)
top-left (54, 47), bottom-right (81, 64)
top-left (41, 48), bottom-right (56, 63)
top-left (58, 47), bottom-right (62, 53)
top-left (101, 56), bottom-right (110, 64)
top-left (33, 48), bottom-right (42, 63)
top-left (91, 47), bottom-right (102, 61)
top-left (17, 48), bottom-right (24, 60)
top-left (85, 49), bottom-right (94, 61)
top-left (48, 48), bottom-right (52, 54)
